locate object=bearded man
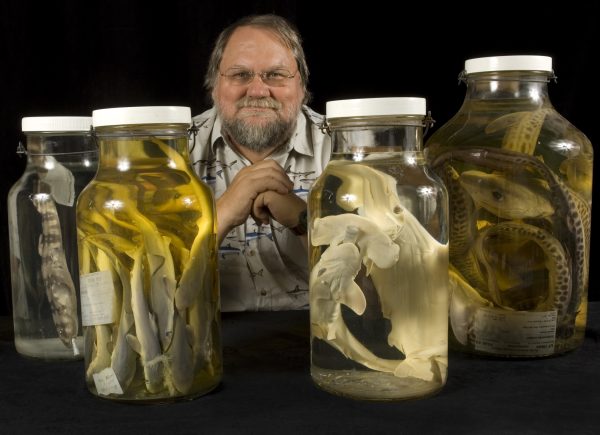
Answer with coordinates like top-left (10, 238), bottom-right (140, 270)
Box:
top-left (190, 14), bottom-right (331, 311)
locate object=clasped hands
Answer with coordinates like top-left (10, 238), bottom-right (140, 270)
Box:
top-left (215, 160), bottom-right (307, 243)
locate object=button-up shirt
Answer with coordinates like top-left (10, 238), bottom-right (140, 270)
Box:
top-left (189, 105), bottom-right (331, 311)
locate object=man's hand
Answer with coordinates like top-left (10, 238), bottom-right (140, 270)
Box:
top-left (216, 160), bottom-right (293, 244)
top-left (252, 190), bottom-right (307, 230)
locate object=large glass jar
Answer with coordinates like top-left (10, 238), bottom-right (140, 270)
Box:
top-left (308, 98), bottom-right (449, 400)
top-left (426, 55), bottom-right (593, 357)
top-left (76, 106), bottom-right (221, 402)
top-left (8, 116), bottom-right (97, 360)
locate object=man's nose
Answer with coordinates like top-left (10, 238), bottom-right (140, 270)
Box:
top-left (245, 74), bottom-right (271, 97)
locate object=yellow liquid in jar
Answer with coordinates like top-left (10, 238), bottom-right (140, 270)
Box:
top-left (309, 156), bottom-right (448, 400)
top-left (77, 138), bottom-right (221, 401)
top-left (427, 102), bottom-right (592, 356)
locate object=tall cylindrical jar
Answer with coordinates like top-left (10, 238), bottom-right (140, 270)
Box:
top-left (77, 106), bottom-right (221, 402)
top-left (309, 98), bottom-right (449, 400)
top-left (8, 116), bottom-right (97, 360)
top-left (426, 55), bottom-right (593, 357)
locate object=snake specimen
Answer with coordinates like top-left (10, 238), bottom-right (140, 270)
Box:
top-left (432, 147), bottom-right (590, 338)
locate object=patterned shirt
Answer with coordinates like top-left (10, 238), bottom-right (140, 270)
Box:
top-left (189, 106), bottom-right (331, 311)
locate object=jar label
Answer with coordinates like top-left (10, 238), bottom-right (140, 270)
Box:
top-left (80, 270), bottom-right (115, 326)
top-left (92, 367), bottom-right (124, 396)
top-left (472, 308), bottom-right (557, 356)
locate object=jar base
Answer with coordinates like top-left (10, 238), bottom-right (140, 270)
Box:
top-left (86, 374), bottom-right (222, 403)
top-left (14, 336), bottom-right (83, 360)
top-left (311, 367), bottom-right (445, 401)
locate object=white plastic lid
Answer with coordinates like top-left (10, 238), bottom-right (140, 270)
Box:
top-left (326, 97), bottom-right (426, 119)
top-left (465, 55), bottom-right (553, 74)
top-left (92, 106), bottom-right (192, 127)
top-left (21, 116), bottom-right (92, 132)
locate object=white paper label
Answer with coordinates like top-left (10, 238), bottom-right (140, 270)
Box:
top-left (472, 308), bottom-right (557, 357)
top-left (93, 367), bottom-right (124, 396)
top-left (80, 271), bottom-right (115, 326)
top-left (71, 337), bottom-right (81, 356)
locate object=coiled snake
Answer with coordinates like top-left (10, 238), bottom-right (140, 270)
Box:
top-left (432, 147), bottom-right (590, 337)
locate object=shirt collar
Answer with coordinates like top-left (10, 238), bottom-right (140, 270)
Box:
top-left (209, 115), bottom-right (225, 154)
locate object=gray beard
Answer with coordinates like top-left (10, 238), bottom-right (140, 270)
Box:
top-left (221, 116), bottom-right (297, 153)
top-left (218, 97), bottom-right (299, 153)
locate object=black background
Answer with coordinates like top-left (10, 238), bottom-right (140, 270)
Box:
top-left (1, 0), bottom-right (598, 315)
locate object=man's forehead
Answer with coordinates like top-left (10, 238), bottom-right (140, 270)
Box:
top-left (224, 26), bottom-right (290, 56)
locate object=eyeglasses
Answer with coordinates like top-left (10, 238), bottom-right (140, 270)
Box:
top-left (219, 68), bottom-right (298, 87)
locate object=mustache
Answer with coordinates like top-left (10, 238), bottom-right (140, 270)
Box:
top-left (236, 97), bottom-right (282, 110)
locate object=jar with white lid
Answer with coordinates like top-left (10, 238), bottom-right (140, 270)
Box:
top-left (8, 116), bottom-right (97, 360)
top-left (77, 106), bottom-right (221, 402)
top-left (426, 55), bottom-right (593, 357)
top-left (308, 97), bottom-right (449, 400)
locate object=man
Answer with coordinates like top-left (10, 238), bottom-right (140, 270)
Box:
top-left (190, 14), bottom-right (331, 311)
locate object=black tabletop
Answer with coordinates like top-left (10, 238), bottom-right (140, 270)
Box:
top-left (1, 303), bottom-right (599, 434)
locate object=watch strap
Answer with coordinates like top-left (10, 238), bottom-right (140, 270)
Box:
top-left (290, 209), bottom-right (308, 236)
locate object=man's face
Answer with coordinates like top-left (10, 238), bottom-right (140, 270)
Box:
top-left (213, 26), bottom-right (305, 153)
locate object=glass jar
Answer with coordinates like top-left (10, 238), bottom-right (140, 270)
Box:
top-left (426, 55), bottom-right (593, 357)
top-left (8, 116), bottom-right (97, 360)
top-left (77, 106), bottom-right (221, 402)
top-left (308, 98), bottom-right (449, 400)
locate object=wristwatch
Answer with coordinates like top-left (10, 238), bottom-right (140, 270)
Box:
top-left (290, 208), bottom-right (308, 236)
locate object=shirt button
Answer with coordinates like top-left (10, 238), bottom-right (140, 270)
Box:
top-left (248, 249), bottom-right (256, 256)
top-left (260, 289), bottom-right (267, 296)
